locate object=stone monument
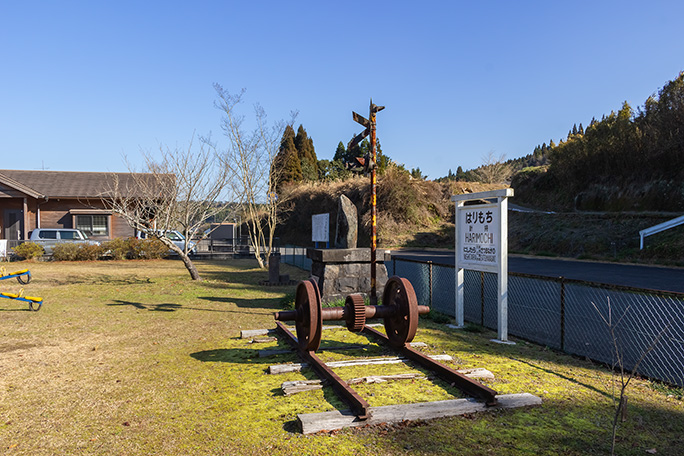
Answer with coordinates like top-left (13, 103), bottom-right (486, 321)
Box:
top-left (309, 194), bottom-right (389, 303)
top-left (334, 194), bottom-right (358, 249)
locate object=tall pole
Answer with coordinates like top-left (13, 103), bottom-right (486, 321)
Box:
top-left (349, 100), bottom-right (384, 306)
top-left (369, 101), bottom-right (379, 305)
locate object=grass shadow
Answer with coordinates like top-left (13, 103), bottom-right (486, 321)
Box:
top-left (190, 347), bottom-right (277, 365)
top-left (0, 306), bottom-right (32, 312)
top-left (198, 295), bottom-right (284, 310)
top-left (108, 299), bottom-right (266, 315)
top-left (108, 300), bottom-right (180, 311)
top-left (511, 356), bottom-right (612, 399)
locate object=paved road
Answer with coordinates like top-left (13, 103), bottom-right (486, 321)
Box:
top-left (388, 249), bottom-right (684, 293)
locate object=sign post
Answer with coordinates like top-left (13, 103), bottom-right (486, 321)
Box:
top-left (451, 188), bottom-right (514, 343)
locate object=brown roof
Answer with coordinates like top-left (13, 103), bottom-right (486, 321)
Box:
top-left (0, 170), bottom-right (169, 199)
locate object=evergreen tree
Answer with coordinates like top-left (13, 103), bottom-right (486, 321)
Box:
top-left (279, 135), bottom-right (302, 184)
top-left (333, 142), bottom-right (347, 162)
top-left (273, 126), bottom-right (302, 188)
top-left (294, 125), bottom-right (318, 181)
top-left (456, 166), bottom-right (466, 180)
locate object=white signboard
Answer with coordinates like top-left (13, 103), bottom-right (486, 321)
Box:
top-left (457, 203), bottom-right (499, 272)
top-left (0, 240), bottom-right (7, 258)
top-left (452, 188), bottom-right (514, 343)
top-left (311, 213), bottom-right (330, 243)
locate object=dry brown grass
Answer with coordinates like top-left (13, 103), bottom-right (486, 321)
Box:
top-left (1, 259), bottom-right (682, 455)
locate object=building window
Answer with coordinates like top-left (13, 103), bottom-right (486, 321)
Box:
top-left (76, 215), bottom-right (108, 236)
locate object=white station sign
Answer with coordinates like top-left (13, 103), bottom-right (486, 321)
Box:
top-left (457, 203), bottom-right (500, 272)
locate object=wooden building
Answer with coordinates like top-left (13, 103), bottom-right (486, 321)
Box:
top-left (0, 169), bottom-right (155, 243)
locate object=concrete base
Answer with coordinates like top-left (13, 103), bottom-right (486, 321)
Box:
top-left (308, 248), bottom-right (391, 304)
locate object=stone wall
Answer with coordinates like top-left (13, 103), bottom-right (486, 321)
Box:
top-left (308, 248), bottom-right (390, 304)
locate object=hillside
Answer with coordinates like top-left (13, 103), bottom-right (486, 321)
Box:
top-left (276, 170), bottom-right (684, 266)
top-left (277, 168), bottom-right (502, 248)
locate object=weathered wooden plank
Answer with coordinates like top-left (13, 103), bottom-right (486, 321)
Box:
top-left (282, 373), bottom-right (425, 395)
top-left (282, 380), bottom-right (328, 395)
top-left (251, 336), bottom-right (277, 343)
top-left (455, 368), bottom-right (495, 380)
top-left (269, 354), bottom-right (453, 375)
top-left (347, 373), bottom-right (424, 384)
top-left (241, 329), bottom-right (272, 339)
top-left (298, 393), bottom-right (542, 434)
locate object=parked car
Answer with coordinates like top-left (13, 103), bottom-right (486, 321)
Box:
top-left (136, 230), bottom-right (196, 255)
top-left (28, 228), bottom-right (100, 255)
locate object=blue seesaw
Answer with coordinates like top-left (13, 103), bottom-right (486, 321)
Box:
top-left (0, 267), bottom-right (32, 284)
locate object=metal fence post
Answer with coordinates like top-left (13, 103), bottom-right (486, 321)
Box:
top-left (428, 261), bottom-right (433, 308)
top-left (480, 271), bottom-right (485, 327)
top-left (560, 277), bottom-right (566, 351)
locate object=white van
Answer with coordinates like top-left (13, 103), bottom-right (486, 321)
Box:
top-left (136, 230), bottom-right (196, 254)
top-left (28, 228), bottom-right (100, 255)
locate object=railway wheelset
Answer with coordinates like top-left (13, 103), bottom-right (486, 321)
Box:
top-left (274, 276), bottom-right (499, 420)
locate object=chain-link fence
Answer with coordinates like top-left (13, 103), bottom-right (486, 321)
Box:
top-left (390, 257), bottom-right (684, 388)
top-left (281, 245), bottom-right (313, 271)
top-left (280, 247), bottom-right (684, 387)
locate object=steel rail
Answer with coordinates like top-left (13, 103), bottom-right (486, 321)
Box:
top-left (274, 321), bottom-right (372, 419)
top-left (362, 325), bottom-right (499, 406)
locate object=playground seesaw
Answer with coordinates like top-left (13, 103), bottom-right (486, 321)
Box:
top-left (0, 267), bottom-right (32, 284)
top-left (0, 290), bottom-right (43, 311)
top-left (0, 268), bottom-right (43, 311)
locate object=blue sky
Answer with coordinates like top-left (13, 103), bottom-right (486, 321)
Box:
top-left (2, 1), bottom-right (683, 179)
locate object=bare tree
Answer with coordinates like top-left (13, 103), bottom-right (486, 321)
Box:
top-left (211, 85), bottom-right (294, 269)
top-left (591, 298), bottom-right (669, 456)
top-left (105, 136), bottom-right (233, 281)
top-left (474, 151), bottom-right (513, 184)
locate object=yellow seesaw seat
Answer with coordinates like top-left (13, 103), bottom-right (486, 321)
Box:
top-left (0, 290), bottom-right (42, 303)
top-left (0, 267), bottom-right (29, 277)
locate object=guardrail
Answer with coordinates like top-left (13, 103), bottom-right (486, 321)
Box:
top-left (639, 214), bottom-right (684, 249)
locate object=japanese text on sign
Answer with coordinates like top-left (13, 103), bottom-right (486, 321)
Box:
top-left (458, 205), bottom-right (499, 269)
top-left (312, 213), bottom-right (330, 243)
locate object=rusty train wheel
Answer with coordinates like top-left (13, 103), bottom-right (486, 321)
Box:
top-left (344, 294), bottom-right (366, 332)
top-left (294, 279), bottom-right (322, 351)
top-left (382, 276), bottom-right (419, 348)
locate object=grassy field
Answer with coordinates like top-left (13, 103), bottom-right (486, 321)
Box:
top-left (0, 259), bottom-right (682, 455)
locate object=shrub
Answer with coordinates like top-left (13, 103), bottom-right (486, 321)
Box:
top-left (51, 243), bottom-right (80, 261)
top-left (12, 242), bottom-right (44, 260)
top-left (127, 238), bottom-right (168, 260)
top-left (52, 243), bottom-right (104, 261)
top-left (101, 238), bottom-right (130, 260)
top-left (76, 243), bottom-right (104, 261)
